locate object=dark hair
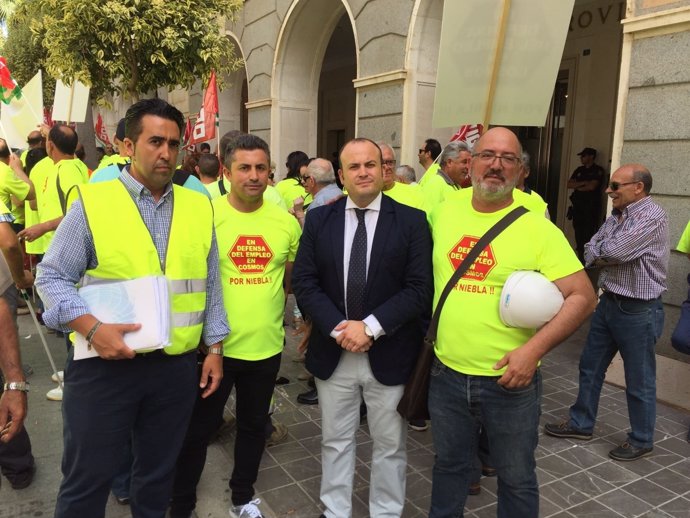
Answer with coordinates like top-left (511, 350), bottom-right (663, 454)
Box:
top-left (223, 134), bottom-right (270, 168)
top-left (199, 142), bottom-right (211, 152)
top-left (125, 98), bottom-right (184, 143)
top-left (285, 151), bottom-right (309, 179)
top-left (338, 138), bottom-right (382, 166)
top-left (632, 168), bottom-right (653, 194)
top-left (424, 138), bottom-right (442, 160)
top-left (197, 153), bottom-right (220, 178)
top-left (25, 147), bottom-right (48, 174)
top-left (75, 143), bottom-right (86, 161)
top-left (219, 130), bottom-right (245, 164)
top-left (48, 124), bottom-right (78, 155)
top-left (0, 139), bottom-right (9, 159)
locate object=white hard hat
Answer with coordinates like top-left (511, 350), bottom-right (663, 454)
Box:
top-left (499, 270), bottom-right (564, 328)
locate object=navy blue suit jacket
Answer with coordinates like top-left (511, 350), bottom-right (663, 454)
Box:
top-left (292, 195), bottom-right (433, 386)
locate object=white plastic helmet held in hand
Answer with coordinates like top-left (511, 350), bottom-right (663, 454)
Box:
top-left (499, 270), bottom-right (564, 328)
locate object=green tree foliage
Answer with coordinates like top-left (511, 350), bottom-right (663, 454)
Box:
top-left (14, 0), bottom-right (244, 102)
top-left (3, 1), bottom-right (55, 104)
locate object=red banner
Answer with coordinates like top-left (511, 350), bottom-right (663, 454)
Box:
top-left (189, 71), bottom-right (218, 145)
top-left (94, 113), bottom-right (111, 147)
top-left (450, 124), bottom-right (484, 146)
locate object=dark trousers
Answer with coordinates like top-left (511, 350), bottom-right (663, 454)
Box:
top-left (0, 285), bottom-right (34, 486)
top-left (170, 353), bottom-right (281, 515)
top-left (54, 350), bottom-right (198, 518)
top-left (573, 208), bottom-right (600, 261)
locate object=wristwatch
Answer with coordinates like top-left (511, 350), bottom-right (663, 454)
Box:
top-left (207, 345), bottom-right (224, 355)
top-left (363, 324), bottom-right (374, 339)
top-left (3, 381), bottom-right (30, 393)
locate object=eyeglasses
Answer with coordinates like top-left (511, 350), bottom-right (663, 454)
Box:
top-left (300, 175), bottom-right (311, 184)
top-left (472, 151), bottom-right (521, 167)
top-left (382, 159), bottom-right (397, 167)
top-left (418, 148), bottom-right (427, 154)
top-left (268, 173), bottom-right (274, 181)
top-left (608, 181), bottom-right (639, 191)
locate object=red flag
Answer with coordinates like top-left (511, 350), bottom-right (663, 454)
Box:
top-left (0, 57), bottom-right (22, 105)
top-left (43, 107), bottom-right (53, 127)
top-left (94, 114), bottom-right (111, 147)
top-left (190, 71), bottom-right (219, 145)
top-left (182, 117), bottom-right (195, 151)
top-left (450, 124), bottom-right (484, 146)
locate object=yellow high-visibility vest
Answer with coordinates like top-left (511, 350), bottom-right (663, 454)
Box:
top-left (78, 179), bottom-right (213, 355)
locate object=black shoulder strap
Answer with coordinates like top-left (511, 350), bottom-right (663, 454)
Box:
top-left (218, 177), bottom-right (227, 195)
top-left (426, 205), bottom-right (529, 343)
top-left (173, 169), bottom-right (191, 186)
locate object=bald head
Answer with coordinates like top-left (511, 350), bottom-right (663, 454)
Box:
top-left (607, 163), bottom-right (652, 212)
top-left (27, 130), bottom-right (43, 148)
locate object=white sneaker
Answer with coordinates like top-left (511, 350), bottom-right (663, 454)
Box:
top-left (230, 498), bottom-right (263, 518)
top-left (46, 386), bottom-right (63, 401)
top-left (51, 371), bottom-right (64, 382)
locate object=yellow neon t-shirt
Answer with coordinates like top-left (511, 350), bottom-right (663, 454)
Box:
top-left (38, 159), bottom-right (88, 247)
top-left (383, 181), bottom-right (425, 211)
top-left (678, 221), bottom-right (690, 253)
top-left (275, 177), bottom-right (312, 209)
top-left (213, 197), bottom-right (301, 360)
top-left (429, 195), bottom-right (582, 376)
top-left (0, 162), bottom-right (30, 225)
top-left (418, 163), bottom-right (440, 187)
top-left (24, 157), bottom-right (54, 254)
top-left (421, 170), bottom-right (459, 208)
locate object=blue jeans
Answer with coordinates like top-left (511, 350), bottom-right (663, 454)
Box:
top-left (569, 293), bottom-right (663, 448)
top-left (428, 357), bottom-right (541, 518)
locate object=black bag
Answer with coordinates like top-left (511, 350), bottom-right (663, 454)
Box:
top-left (397, 206), bottom-right (528, 421)
top-left (671, 274), bottom-right (690, 355)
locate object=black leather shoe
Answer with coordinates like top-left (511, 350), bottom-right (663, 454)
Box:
top-left (608, 442), bottom-right (653, 461)
top-left (297, 388), bottom-right (318, 405)
top-left (8, 465), bottom-right (35, 490)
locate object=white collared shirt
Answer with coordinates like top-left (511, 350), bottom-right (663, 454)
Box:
top-left (331, 192), bottom-right (385, 339)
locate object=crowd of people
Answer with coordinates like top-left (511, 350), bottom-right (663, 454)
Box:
top-left (0, 96), bottom-right (687, 518)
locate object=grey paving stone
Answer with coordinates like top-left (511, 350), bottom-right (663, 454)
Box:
top-left (657, 496), bottom-right (690, 518)
top-left (596, 488), bottom-right (655, 518)
top-left (561, 470), bottom-right (615, 497)
top-left (568, 498), bottom-right (627, 517)
top-left (540, 479), bottom-right (589, 509)
top-left (621, 478), bottom-right (678, 508)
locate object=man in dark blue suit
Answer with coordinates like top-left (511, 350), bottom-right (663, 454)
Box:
top-left (292, 138), bottom-right (433, 518)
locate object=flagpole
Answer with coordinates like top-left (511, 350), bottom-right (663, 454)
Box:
top-left (0, 120), bottom-right (16, 154)
top-left (66, 84), bottom-right (75, 125)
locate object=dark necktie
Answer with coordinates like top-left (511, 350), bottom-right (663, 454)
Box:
top-left (347, 208), bottom-right (367, 321)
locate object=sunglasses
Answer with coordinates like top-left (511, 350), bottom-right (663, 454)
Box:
top-left (608, 181), bottom-right (639, 191)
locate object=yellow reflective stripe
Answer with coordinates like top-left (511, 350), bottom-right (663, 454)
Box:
top-left (172, 311), bottom-right (205, 327)
top-left (169, 279), bottom-right (207, 294)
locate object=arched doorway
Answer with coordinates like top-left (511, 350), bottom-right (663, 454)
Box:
top-left (272, 0), bottom-right (358, 179)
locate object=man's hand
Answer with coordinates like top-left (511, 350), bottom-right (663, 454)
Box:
top-left (89, 323), bottom-right (140, 360)
top-left (0, 390), bottom-right (27, 443)
top-left (199, 352), bottom-right (223, 399)
top-left (15, 270), bottom-right (34, 290)
top-left (334, 320), bottom-right (372, 353)
top-left (18, 223), bottom-right (48, 242)
top-left (8, 153), bottom-right (23, 173)
top-left (493, 345), bottom-right (540, 389)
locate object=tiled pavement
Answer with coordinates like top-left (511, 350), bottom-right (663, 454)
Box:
top-left (2, 305), bottom-right (690, 517)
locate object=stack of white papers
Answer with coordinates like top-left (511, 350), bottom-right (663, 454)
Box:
top-left (73, 276), bottom-right (171, 360)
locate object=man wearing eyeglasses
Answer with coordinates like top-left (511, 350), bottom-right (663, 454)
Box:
top-left (378, 143), bottom-right (424, 211)
top-left (546, 164), bottom-right (669, 462)
top-left (427, 127), bottom-right (596, 518)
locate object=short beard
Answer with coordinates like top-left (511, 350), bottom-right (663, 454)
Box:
top-left (471, 174), bottom-right (517, 202)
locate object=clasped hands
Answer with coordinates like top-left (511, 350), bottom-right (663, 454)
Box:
top-left (334, 320), bottom-right (372, 353)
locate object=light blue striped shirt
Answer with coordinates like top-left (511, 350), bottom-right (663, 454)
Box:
top-left (36, 168), bottom-right (229, 345)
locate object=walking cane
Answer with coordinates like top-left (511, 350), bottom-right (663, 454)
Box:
top-left (19, 289), bottom-right (63, 389)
